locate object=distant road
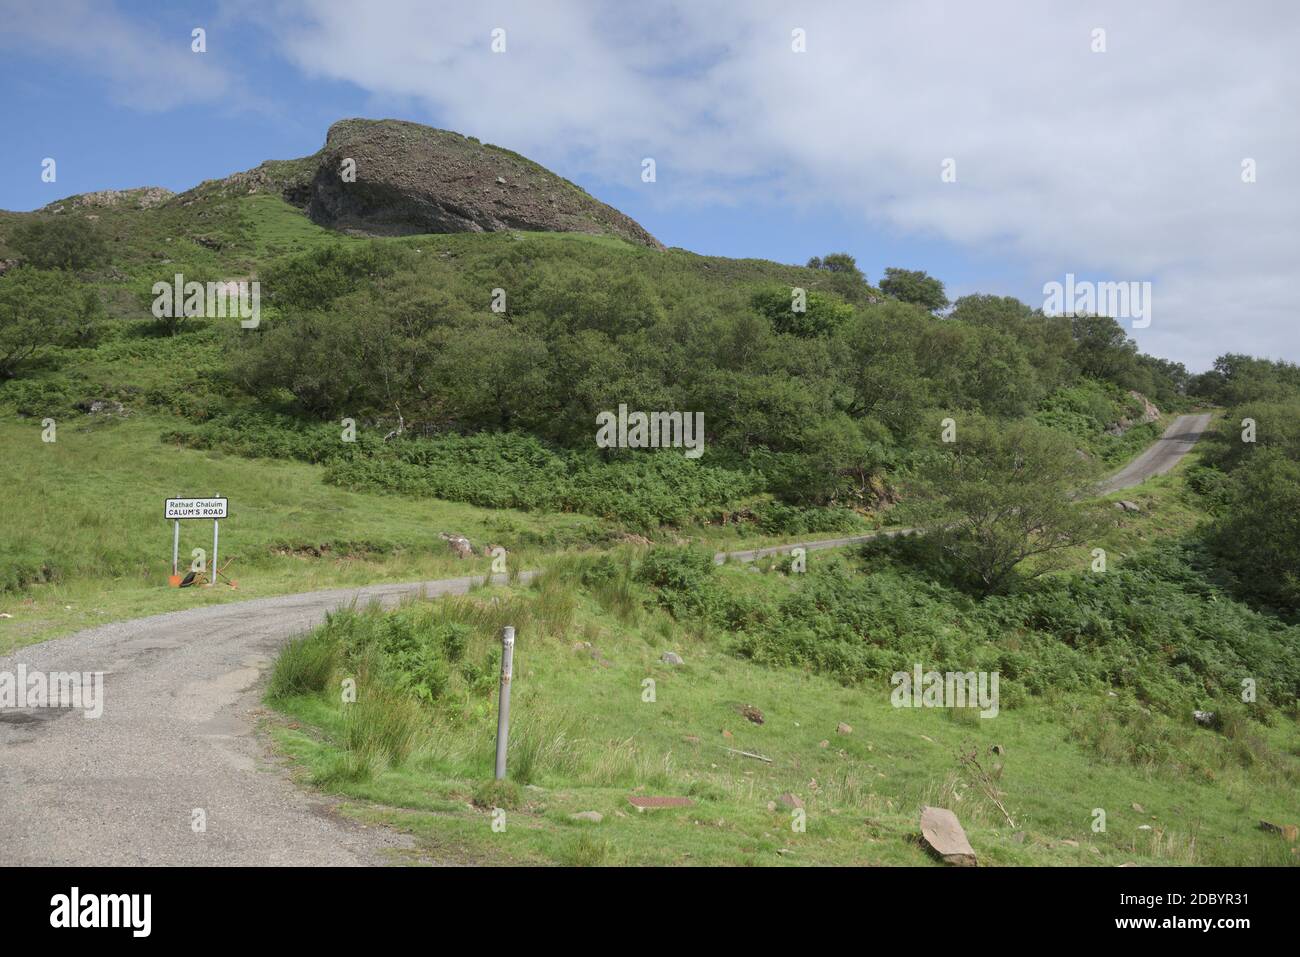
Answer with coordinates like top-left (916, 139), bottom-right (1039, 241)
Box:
top-left (1094, 412), bottom-right (1213, 495)
top-left (0, 414), bottom-right (1211, 865)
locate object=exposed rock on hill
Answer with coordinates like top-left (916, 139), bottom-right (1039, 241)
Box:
top-left (201, 118), bottom-right (663, 249)
top-left (43, 187), bottom-right (174, 212)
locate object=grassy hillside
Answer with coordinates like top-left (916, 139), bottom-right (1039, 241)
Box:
top-left (265, 507), bottom-right (1299, 867)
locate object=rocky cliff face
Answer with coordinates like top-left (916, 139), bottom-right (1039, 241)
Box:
top-left (205, 118), bottom-right (663, 249)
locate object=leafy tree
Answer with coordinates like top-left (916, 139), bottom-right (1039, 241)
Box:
top-left (837, 301), bottom-right (931, 435)
top-left (750, 286), bottom-right (852, 338)
top-left (806, 252), bottom-right (871, 303)
top-left (880, 267), bottom-right (948, 312)
top-left (1207, 449), bottom-right (1300, 613)
top-left (10, 216), bottom-right (107, 271)
top-left (907, 419), bottom-right (1105, 595)
top-left (1069, 314), bottom-right (1140, 387)
top-left (0, 267), bottom-right (102, 377)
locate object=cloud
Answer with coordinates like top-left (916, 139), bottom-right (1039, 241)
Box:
top-left (33, 0), bottom-right (1300, 367)
top-left (0, 0), bottom-right (239, 111)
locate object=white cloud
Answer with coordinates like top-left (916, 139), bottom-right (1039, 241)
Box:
top-left (0, 0), bottom-right (239, 111)
top-left (26, 0), bottom-right (1300, 368)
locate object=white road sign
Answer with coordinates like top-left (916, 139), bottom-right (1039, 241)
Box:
top-left (165, 498), bottom-right (228, 520)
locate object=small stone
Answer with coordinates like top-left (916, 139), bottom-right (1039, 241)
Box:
top-left (1131, 803), bottom-right (1144, 813)
top-left (495, 176), bottom-right (507, 184)
top-left (778, 793), bottom-right (804, 809)
top-left (1137, 824), bottom-right (1153, 831)
top-left (1193, 710), bottom-right (1216, 727)
top-left (766, 801), bottom-right (776, 812)
top-left (741, 705), bottom-right (764, 725)
top-left (569, 811), bottom-right (603, 824)
top-left (836, 722), bottom-right (853, 735)
top-left (817, 740), bottom-right (830, 749)
top-left (661, 651), bottom-right (683, 665)
top-left (721, 729), bottom-right (733, 739)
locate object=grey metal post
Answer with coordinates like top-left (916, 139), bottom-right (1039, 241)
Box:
top-left (172, 520), bottom-right (180, 577)
top-left (210, 497), bottom-right (220, 587)
top-left (494, 626), bottom-right (516, 780)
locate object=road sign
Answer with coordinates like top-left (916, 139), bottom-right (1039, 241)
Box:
top-left (165, 498), bottom-right (228, 520)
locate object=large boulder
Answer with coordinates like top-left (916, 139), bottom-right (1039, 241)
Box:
top-left (296, 119), bottom-right (663, 247)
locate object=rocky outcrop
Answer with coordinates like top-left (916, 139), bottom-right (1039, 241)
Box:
top-left (43, 187), bottom-right (173, 212)
top-left (194, 118), bottom-right (663, 249)
top-left (1105, 390), bottom-right (1161, 436)
top-left (305, 119), bottom-right (662, 247)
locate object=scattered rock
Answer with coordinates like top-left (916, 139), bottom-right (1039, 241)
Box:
top-left (1192, 710), bottom-right (1216, 727)
top-left (1259, 821), bottom-right (1299, 841)
top-left (778, 793), bottom-right (804, 810)
top-left (627, 796), bottom-right (695, 812)
top-left (836, 722), bottom-right (853, 735)
top-left (439, 532), bottom-right (474, 559)
top-left (569, 811), bottom-right (603, 824)
top-left (919, 806), bottom-right (977, 866)
top-left (1115, 500), bottom-right (1142, 513)
top-left (740, 704), bottom-right (764, 725)
top-left (1131, 803), bottom-right (1144, 813)
top-left (660, 651), bottom-right (683, 666)
top-left (1137, 824), bottom-right (1153, 831)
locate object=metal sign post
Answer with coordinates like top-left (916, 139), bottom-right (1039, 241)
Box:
top-left (494, 626), bottom-right (516, 780)
top-left (210, 493), bottom-right (220, 588)
top-left (164, 497), bottom-right (229, 587)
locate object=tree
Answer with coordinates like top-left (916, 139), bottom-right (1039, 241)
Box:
top-left (10, 216), bottom-right (107, 271)
top-left (880, 267), bottom-right (948, 312)
top-left (1208, 449), bottom-right (1300, 613)
top-left (750, 286), bottom-right (852, 338)
top-left (907, 419), bottom-right (1105, 595)
top-left (0, 267), bottom-right (102, 377)
top-left (806, 252), bottom-right (870, 303)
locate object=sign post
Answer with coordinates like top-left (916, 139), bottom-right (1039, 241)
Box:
top-left (164, 497), bottom-right (229, 587)
top-left (494, 626), bottom-right (515, 780)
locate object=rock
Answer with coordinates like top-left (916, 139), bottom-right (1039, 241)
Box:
top-left (1259, 821), bottom-right (1299, 841)
top-left (741, 704), bottom-right (764, 725)
top-left (439, 533), bottom-right (474, 559)
top-left (284, 119), bottom-right (664, 248)
top-left (1115, 500), bottom-right (1142, 512)
top-left (1061, 839), bottom-right (1079, 847)
top-left (817, 739), bottom-right (830, 749)
top-left (1193, 710), bottom-right (1216, 727)
top-left (778, 793), bottom-right (804, 810)
top-left (766, 801), bottom-right (776, 811)
top-left (1132, 803), bottom-right (1144, 813)
top-left (1137, 824), bottom-right (1153, 831)
top-left (569, 811), bottom-right (603, 824)
top-left (660, 651), bottom-right (683, 666)
top-left (919, 806), bottom-right (977, 866)
top-left (836, 722), bottom-right (853, 735)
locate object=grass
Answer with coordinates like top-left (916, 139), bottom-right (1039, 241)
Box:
top-left (265, 542), bottom-right (1300, 867)
top-left (0, 413), bottom-right (606, 651)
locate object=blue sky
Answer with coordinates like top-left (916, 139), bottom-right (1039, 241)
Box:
top-left (3, 0), bottom-right (1297, 371)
